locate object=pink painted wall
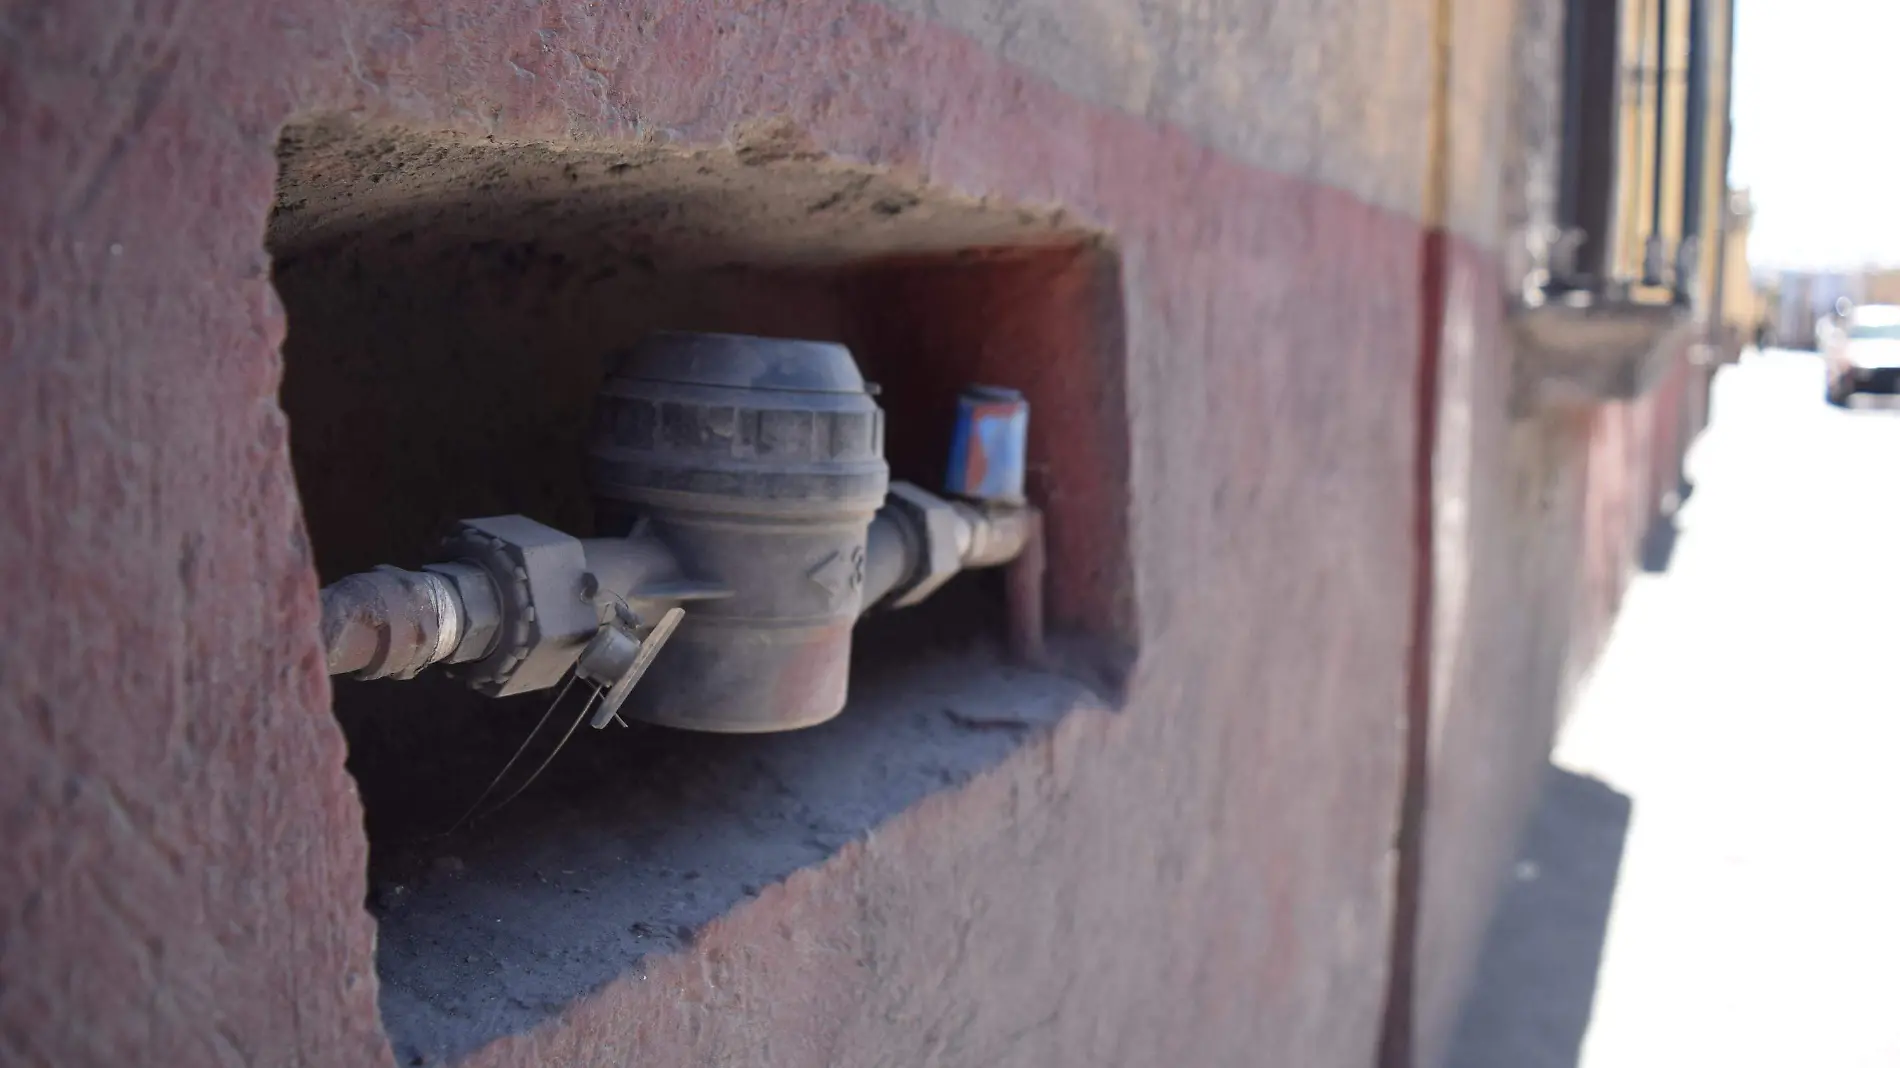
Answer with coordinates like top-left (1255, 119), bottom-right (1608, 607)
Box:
top-left (0, 0), bottom-right (1707, 1065)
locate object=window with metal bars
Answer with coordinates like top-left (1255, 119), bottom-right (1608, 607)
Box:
top-left (1554, 0), bottom-right (1717, 304)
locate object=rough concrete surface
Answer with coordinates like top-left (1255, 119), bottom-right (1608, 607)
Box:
top-left (366, 642), bottom-right (1107, 1064)
top-left (867, 0), bottom-right (1439, 222)
top-left (1443, 0), bottom-right (1518, 242)
top-left (1451, 353), bottom-right (1900, 1067)
top-left (3, 0), bottom-right (1433, 1064)
top-left (1409, 239), bottom-right (1710, 1066)
top-left (268, 119), bottom-right (1146, 1063)
top-left (270, 122), bottom-right (1084, 268)
top-left (1411, 237), bottom-right (1589, 1068)
top-left (0, 0), bottom-right (1692, 1062)
top-left (1497, 0), bottom-right (1566, 286)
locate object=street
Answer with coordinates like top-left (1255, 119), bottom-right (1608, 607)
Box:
top-left (1449, 351), bottom-right (1900, 1067)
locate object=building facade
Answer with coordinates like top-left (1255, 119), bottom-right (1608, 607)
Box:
top-left (0, 0), bottom-right (1734, 1065)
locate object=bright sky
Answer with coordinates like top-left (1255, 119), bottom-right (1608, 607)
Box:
top-left (1729, 0), bottom-right (1900, 270)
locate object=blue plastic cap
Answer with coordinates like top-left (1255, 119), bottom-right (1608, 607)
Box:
top-left (945, 386), bottom-right (1029, 503)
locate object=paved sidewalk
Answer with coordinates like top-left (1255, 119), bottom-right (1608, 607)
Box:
top-left (1448, 352), bottom-right (1900, 1068)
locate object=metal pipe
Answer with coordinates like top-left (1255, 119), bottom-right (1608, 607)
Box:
top-left (324, 334), bottom-right (1049, 732)
top-left (1708, 2), bottom-right (1740, 330)
top-left (579, 534), bottom-right (694, 604)
top-left (951, 501), bottom-right (1037, 569)
top-left (1561, 0), bottom-right (1622, 286)
top-left (862, 496), bottom-right (1040, 610)
top-left (1557, 0), bottom-right (1587, 244)
top-left (1645, 0), bottom-right (1671, 285)
top-left (319, 566), bottom-right (464, 679)
top-left (1678, 0), bottom-right (1708, 301)
top-left (320, 532), bottom-right (690, 680)
top-left (1003, 509), bottom-right (1047, 667)
top-left (862, 512), bottom-right (916, 609)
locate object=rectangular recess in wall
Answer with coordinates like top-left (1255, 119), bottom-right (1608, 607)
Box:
top-left (267, 119), bottom-right (1136, 1065)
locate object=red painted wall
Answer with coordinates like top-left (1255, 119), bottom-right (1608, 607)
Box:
top-left (0, 0), bottom-right (1704, 1065)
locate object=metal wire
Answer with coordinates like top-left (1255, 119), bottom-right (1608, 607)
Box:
top-left (477, 686), bottom-right (603, 821)
top-left (438, 673), bottom-right (576, 837)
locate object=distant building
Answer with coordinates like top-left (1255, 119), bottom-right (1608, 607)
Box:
top-left (1765, 269), bottom-right (1862, 350)
top-left (1861, 268), bottom-right (1900, 306)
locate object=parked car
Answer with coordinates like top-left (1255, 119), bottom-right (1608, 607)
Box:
top-left (1823, 303), bottom-right (1900, 406)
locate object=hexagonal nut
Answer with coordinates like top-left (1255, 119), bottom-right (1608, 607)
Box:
top-left (420, 559), bottom-right (503, 666)
top-left (439, 515), bottom-right (598, 696)
top-left (884, 482), bottom-right (968, 608)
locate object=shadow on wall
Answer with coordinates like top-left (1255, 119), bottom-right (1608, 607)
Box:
top-left (1444, 766), bottom-right (1633, 1068)
top-left (1639, 470), bottom-right (1701, 573)
top-left (267, 118), bottom-right (1136, 1065)
top-left (1639, 504), bottom-right (1681, 573)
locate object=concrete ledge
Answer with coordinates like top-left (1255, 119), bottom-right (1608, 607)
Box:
top-left (1512, 297), bottom-right (1696, 415)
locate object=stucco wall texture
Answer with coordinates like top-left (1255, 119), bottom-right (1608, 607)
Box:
top-left (0, 0), bottom-right (1703, 1066)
